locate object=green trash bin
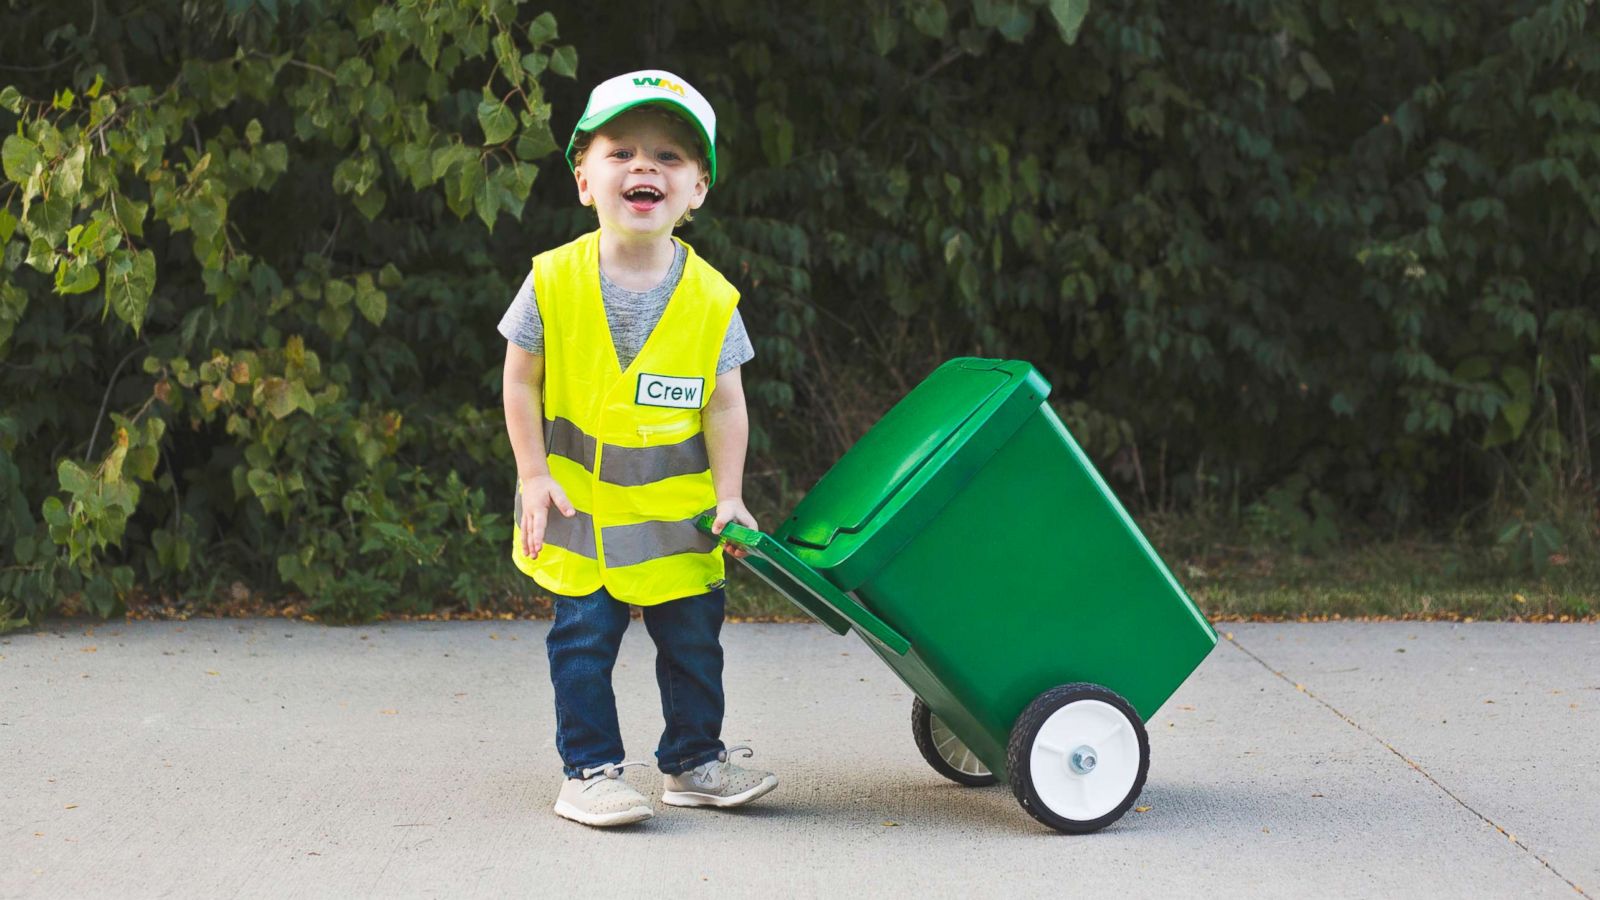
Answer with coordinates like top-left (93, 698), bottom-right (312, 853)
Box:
top-left (698, 357), bottom-right (1216, 833)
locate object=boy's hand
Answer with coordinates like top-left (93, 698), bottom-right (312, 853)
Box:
top-left (710, 498), bottom-right (758, 559)
top-left (520, 475), bottom-right (575, 559)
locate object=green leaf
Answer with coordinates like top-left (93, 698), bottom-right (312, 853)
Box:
top-left (1500, 365), bottom-right (1531, 398)
top-left (549, 46), bottom-right (578, 79)
top-left (104, 249), bottom-right (156, 335)
top-left (756, 104), bottom-right (794, 168)
top-left (352, 186), bottom-right (386, 220)
top-left (355, 274), bottom-right (386, 325)
top-left (1500, 401), bottom-right (1532, 441)
top-left (58, 459), bottom-right (92, 494)
top-left (55, 144), bottom-right (86, 198)
top-left (0, 85), bottom-right (21, 114)
top-left (29, 194), bottom-right (72, 239)
top-left (1299, 51), bottom-right (1332, 91)
top-left (324, 279), bottom-right (354, 308)
top-left (515, 122), bottom-right (557, 160)
top-left (478, 93), bottom-right (517, 144)
top-left (1047, 0), bottom-right (1090, 45)
top-left (527, 12), bottom-right (558, 45)
top-left (493, 31), bottom-right (521, 84)
top-left (42, 495), bottom-right (68, 528)
top-left (125, 445), bottom-right (158, 481)
top-left (474, 174), bottom-right (498, 229)
top-left (246, 467), bottom-right (278, 496)
top-left (0, 208), bottom-right (15, 244)
top-left (316, 304), bottom-right (354, 340)
top-left (908, 0), bottom-right (949, 38)
top-left (189, 193), bottom-right (226, 242)
top-left (378, 262), bottom-right (402, 288)
top-left (54, 258), bottom-right (100, 295)
top-left (26, 236), bottom-right (57, 274)
top-left (2, 135), bottom-right (43, 184)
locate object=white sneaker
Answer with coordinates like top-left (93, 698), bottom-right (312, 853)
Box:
top-left (553, 761), bottom-right (653, 827)
top-left (661, 746), bottom-right (778, 808)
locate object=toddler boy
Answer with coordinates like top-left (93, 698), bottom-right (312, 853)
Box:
top-left (498, 70), bottom-right (775, 827)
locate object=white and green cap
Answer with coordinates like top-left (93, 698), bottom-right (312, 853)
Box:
top-left (565, 69), bottom-right (718, 185)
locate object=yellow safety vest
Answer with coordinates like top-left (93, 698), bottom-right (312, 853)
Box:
top-left (511, 230), bottom-right (739, 605)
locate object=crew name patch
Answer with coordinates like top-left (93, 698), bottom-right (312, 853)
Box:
top-left (635, 373), bottom-right (705, 409)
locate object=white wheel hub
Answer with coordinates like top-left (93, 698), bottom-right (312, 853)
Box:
top-left (1029, 699), bottom-right (1138, 821)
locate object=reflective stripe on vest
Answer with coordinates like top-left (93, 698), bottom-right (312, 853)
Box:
top-left (601, 511), bottom-right (718, 568)
top-left (513, 484), bottom-right (599, 559)
top-left (545, 416), bottom-right (596, 472)
top-left (545, 415), bottom-right (711, 486)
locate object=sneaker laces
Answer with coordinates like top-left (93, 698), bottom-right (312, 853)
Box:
top-left (581, 759), bottom-right (648, 782)
top-left (693, 745), bottom-right (754, 776)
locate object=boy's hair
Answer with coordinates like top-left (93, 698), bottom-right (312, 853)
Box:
top-left (572, 105), bottom-right (710, 226)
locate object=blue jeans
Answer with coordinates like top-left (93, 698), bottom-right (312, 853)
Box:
top-left (545, 585), bottom-right (727, 778)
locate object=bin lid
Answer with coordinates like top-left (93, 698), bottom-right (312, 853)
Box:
top-left (779, 358), bottom-right (1048, 567)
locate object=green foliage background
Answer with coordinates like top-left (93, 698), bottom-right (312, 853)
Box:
top-left (1, 0), bottom-right (1596, 628)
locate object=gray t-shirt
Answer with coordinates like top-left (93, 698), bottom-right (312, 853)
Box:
top-left (498, 241), bottom-right (754, 374)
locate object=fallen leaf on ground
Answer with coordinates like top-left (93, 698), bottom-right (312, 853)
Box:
top-left (64, 804), bottom-right (77, 810)
top-left (205, 670), bottom-right (219, 676)
top-left (80, 646), bottom-right (96, 653)
top-left (881, 821), bottom-right (899, 827)
top-left (1134, 805), bottom-right (1151, 813)
top-left (380, 709), bottom-right (398, 715)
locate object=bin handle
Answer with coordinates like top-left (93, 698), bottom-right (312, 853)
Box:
top-left (697, 516), bottom-right (911, 656)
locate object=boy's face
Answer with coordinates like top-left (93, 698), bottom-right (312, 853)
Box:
top-left (574, 107), bottom-right (709, 240)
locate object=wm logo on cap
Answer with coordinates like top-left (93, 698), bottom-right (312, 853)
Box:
top-left (632, 76), bottom-right (686, 96)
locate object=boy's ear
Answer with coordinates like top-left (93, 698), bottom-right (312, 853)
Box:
top-left (687, 169), bottom-right (710, 210)
top-left (574, 165), bottom-right (593, 207)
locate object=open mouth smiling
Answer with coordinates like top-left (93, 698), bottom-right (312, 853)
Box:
top-left (623, 185), bottom-right (665, 205)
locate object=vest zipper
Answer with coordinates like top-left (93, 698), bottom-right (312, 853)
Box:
top-left (636, 421), bottom-right (695, 446)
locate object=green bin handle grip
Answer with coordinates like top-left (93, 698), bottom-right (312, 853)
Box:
top-left (696, 515), bottom-right (910, 656)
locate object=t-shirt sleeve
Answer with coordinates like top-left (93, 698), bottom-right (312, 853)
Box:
top-left (497, 269), bottom-right (543, 355)
top-left (716, 308), bottom-right (754, 375)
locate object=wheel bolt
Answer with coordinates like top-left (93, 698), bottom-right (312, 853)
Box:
top-left (1069, 745), bottom-right (1098, 774)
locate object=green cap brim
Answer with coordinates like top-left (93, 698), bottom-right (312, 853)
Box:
top-left (564, 98), bottom-right (717, 186)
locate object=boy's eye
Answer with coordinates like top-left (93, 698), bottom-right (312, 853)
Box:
top-left (610, 149), bottom-right (632, 159)
top-left (659, 151), bottom-right (680, 161)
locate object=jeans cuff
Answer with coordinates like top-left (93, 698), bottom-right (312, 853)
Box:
top-left (658, 746), bottom-right (724, 776)
top-left (563, 759), bottom-right (623, 780)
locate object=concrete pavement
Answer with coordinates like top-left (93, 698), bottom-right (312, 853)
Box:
top-left (2, 619), bottom-right (1597, 898)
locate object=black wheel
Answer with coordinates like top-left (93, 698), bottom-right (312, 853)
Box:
top-left (912, 697), bottom-right (999, 787)
top-left (1006, 683), bottom-right (1149, 834)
